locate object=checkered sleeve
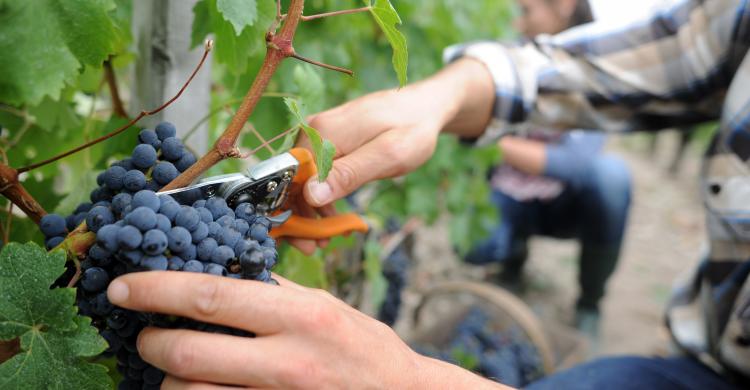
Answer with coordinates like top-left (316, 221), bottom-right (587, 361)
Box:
top-left (444, 0), bottom-right (742, 145)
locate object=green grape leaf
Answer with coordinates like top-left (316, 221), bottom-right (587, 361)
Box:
top-left (0, 243), bottom-right (111, 389)
top-left (191, 0), bottom-right (275, 74)
top-left (365, 0), bottom-right (408, 86)
top-left (216, 0), bottom-right (258, 35)
top-left (283, 98), bottom-right (336, 181)
top-left (274, 247), bottom-right (328, 289)
top-left (0, 0), bottom-right (119, 105)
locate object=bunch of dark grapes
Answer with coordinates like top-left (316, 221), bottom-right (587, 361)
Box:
top-left (413, 308), bottom-right (544, 387)
top-left (39, 122), bottom-right (279, 389)
top-left (377, 245), bottom-right (409, 326)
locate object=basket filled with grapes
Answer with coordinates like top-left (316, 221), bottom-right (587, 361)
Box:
top-left (408, 280), bottom-right (583, 388)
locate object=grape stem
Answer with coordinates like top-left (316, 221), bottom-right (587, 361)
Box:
top-left (301, 7), bottom-right (371, 21)
top-left (104, 57), bottom-right (129, 120)
top-left (159, 0), bottom-right (308, 191)
top-left (291, 53), bottom-right (354, 76)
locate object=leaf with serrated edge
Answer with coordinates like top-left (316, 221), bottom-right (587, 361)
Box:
top-left (366, 0), bottom-right (408, 86)
top-left (0, 0), bottom-right (119, 105)
top-left (0, 243), bottom-right (111, 389)
top-left (216, 0), bottom-right (258, 35)
top-left (284, 98), bottom-right (337, 181)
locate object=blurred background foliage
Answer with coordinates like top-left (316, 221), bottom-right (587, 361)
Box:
top-left (0, 0), bottom-right (516, 285)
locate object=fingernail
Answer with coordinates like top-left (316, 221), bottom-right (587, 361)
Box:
top-left (107, 280), bottom-right (129, 304)
top-left (308, 180), bottom-right (332, 205)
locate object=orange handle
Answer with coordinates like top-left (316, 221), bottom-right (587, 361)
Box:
top-left (270, 214), bottom-right (369, 240)
top-left (272, 148), bottom-right (369, 240)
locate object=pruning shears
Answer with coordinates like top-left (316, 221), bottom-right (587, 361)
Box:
top-left (159, 148), bottom-right (369, 240)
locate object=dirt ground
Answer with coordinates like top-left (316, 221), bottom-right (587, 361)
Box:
top-left (397, 131), bottom-right (706, 362)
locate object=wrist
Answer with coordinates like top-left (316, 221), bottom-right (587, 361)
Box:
top-left (409, 352), bottom-right (511, 389)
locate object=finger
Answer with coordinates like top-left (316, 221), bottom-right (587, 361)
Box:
top-left (139, 328), bottom-right (281, 387)
top-left (303, 131), bottom-right (407, 207)
top-left (287, 238), bottom-right (317, 255)
top-left (161, 375), bottom-right (244, 390)
top-left (107, 272), bottom-right (304, 334)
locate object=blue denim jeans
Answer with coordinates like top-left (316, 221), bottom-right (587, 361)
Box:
top-left (465, 156), bottom-right (632, 310)
top-left (526, 356), bottom-right (742, 389)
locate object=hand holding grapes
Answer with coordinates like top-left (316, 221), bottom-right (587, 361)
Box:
top-left (106, 271), bottom-right (504, 389)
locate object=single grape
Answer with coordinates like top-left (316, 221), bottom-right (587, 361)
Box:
top-left (155, 214), bottom-right (171, 233)
top-left (232, 219), bottom-right (250, 235)
top-left (142, 229), bottom-right (168, 256)
top-left (155, 122), bottom-right (176, 141)
top-left (216, 215), bottom-right (234, 228)
top-left (88, 244), bottom-right (112, 263)
top-left (141, 255), bottom-right (168, 271)
top-left (207, 222), bottom-right (222, 240)
top-left (195, 207), bottom-right (213, 224)
top-left (132, 190), bottom-right (161, 212)
top-left (107, 309), bottom-right (128, 330)
top-left (197, 238), bottom-right (218, 261)
top-left (192, 199), bottom-right (206, 208)
top-left (143, 367), bottom-right (165, 385)
top-left (191, 222), bottom-right (209, 243)
top-left (262, 247), bottom-right (278, 269)
top-left (234, 203), bottom-right (255, 222)
top-left (249, 223), bottom-right (269, 242)
top-left (124, 207), bottom-right (158, 232)
top-left (210, 245), bottom-right (234, 266)
top-left (87, 206), bottom-right (115, 233)
top-left (175, 152), bottom-right (196, 172)
top-left (206, 197), bottom-right (231, 220)
top-left (81, 267), bottom-right (110, 292)
top-left (118, 225), bottom-right (143, 250)
top-left (152, 161), bottom-right (179, 185)
top-left (180, 244), bottom-right (197, 261)
top-left (261, 238), bottom-right (276, 248)
top-left (45, 236), bottom-right (64, 250)
top-left (175, 206), bottom-right (200, 231)
top-left (168, 256), bottom-right (185, 271)
top-left (40, 214), bottom-right (67, 238)
top-left (240, 250), bottom-right (265, 279)
top-left (182, 260), bottom-right (204, 273)
top-left (167, 226), bottom-right (192, 253)
top-left (145, 180), bottom-right (161, 192)
top-left (104, 166), bottom-right (127, 191)
top-left (204, 263), bottom-right (228, 276)
top-left (119, 250), bottom-right (143, 266)
top-left (160, 137), bottom-right (184, 161)
top-left (218, 227), bottom-right (241, 248)
top-left (111, 193), bottom-right (133, 216)
top-left (92, 292), bottom-right (114, 316)
top-left (123, 170), bottom-right (147, 192)
top-left (96, 224), bottom-right (121, 252)
top-left (131, 144), bottom-right (158, 169)
top-left (114, 158), bottom-right (134, 171)
top-left (158, 200), bottom-right (181, 222)
top-left (138, 129), bottom-right (161, 149)
top-left (75, 203), bottom-right (93, 214)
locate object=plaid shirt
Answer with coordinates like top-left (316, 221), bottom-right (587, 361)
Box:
top-left (446, 0), bottom-right (750, 381)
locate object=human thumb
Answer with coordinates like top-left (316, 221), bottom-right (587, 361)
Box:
top-left (303, 159), bottom-right (361, 207)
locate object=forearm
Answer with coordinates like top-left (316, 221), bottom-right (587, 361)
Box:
top-left (408, 58), bottom-right (495, 139)
top-left (414, 355), bottom-right (514, 389)
top-left (497, 136), bottom-right (546, 176)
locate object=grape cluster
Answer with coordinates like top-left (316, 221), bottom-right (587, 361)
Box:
top-left (413, 308), bottom-right (544, 387)
top-left (40, 122), bottom-right (197, 249)
top-left (39, 122), bottom-right (280, 389)
top-left (377, 245), bottom-right (409, 326)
